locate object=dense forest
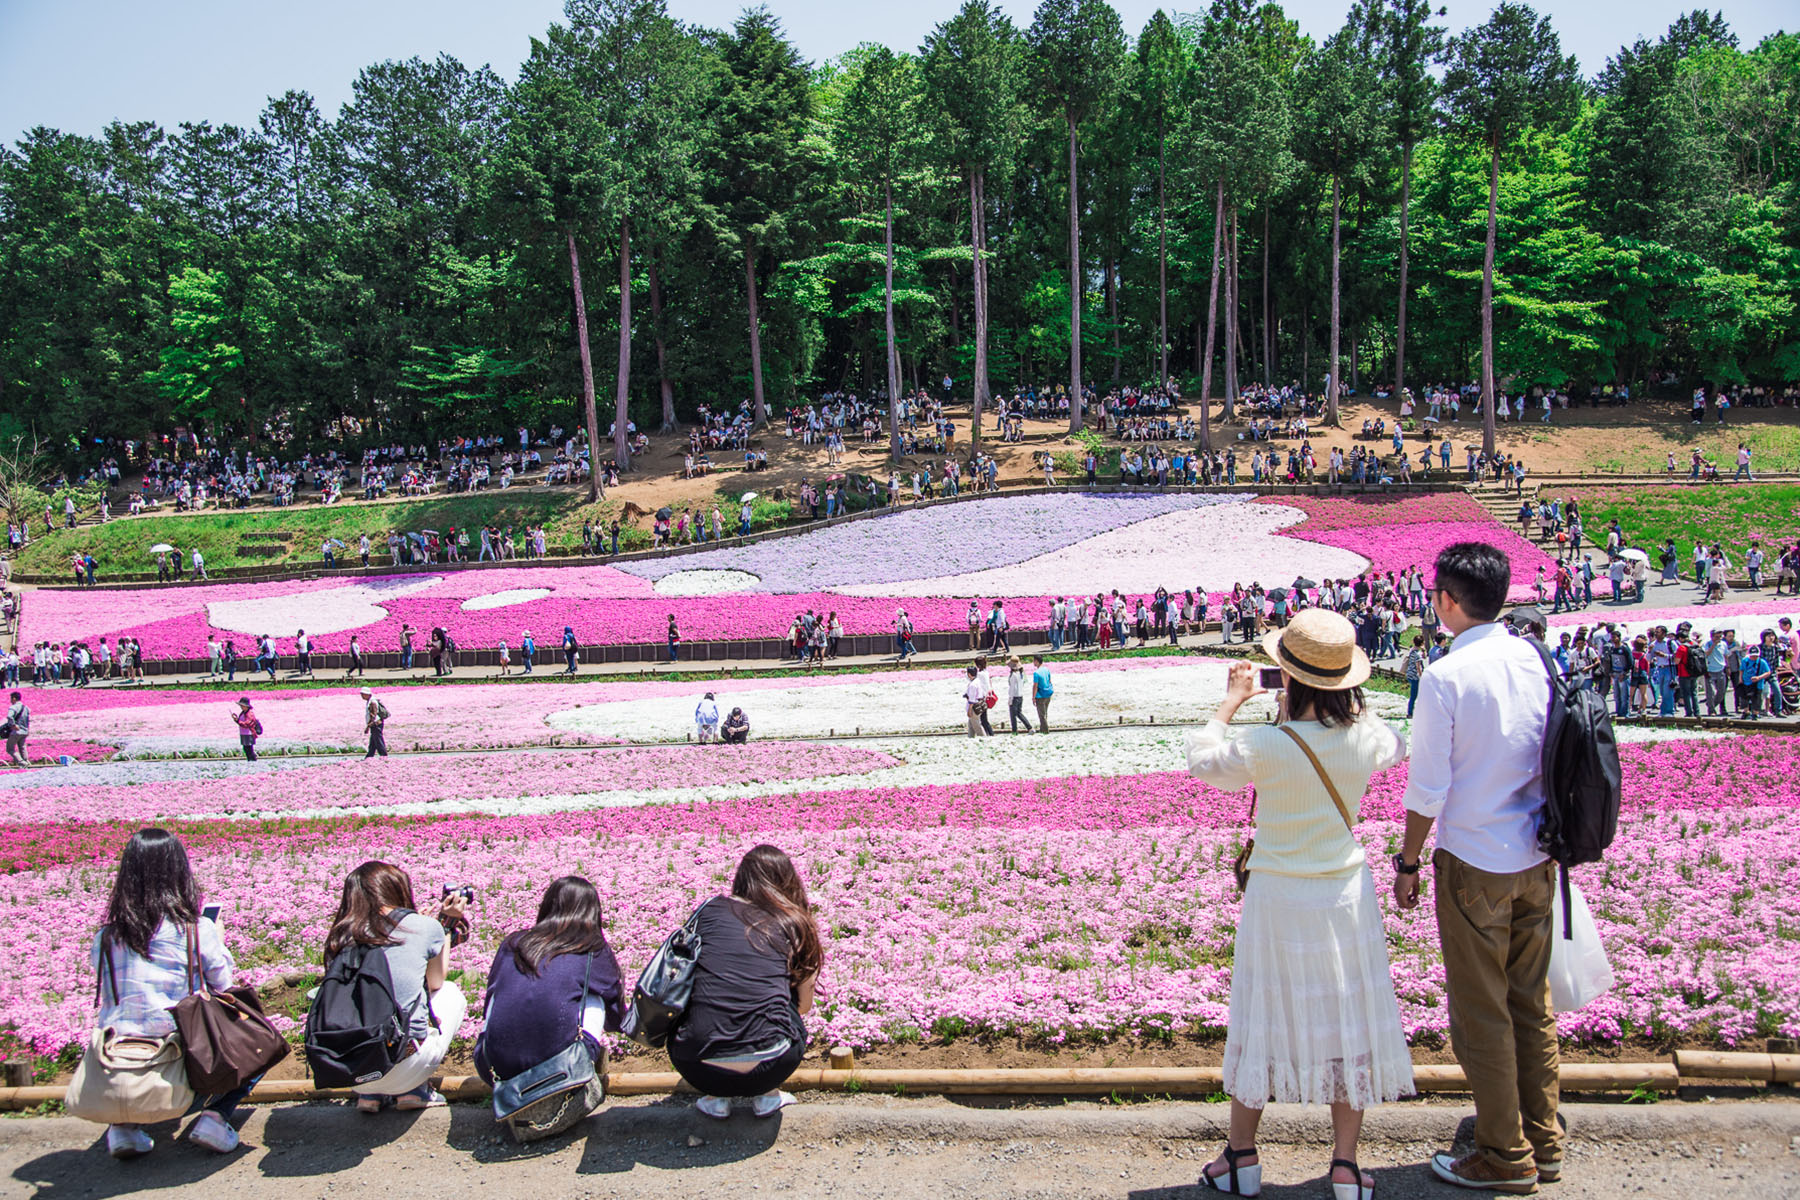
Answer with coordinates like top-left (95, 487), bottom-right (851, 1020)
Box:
top-left (0, 0), bottom-right (1795, 461)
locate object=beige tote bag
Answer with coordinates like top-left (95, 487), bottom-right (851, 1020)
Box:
top-left (65, 1027), bottom-right (194, 1125)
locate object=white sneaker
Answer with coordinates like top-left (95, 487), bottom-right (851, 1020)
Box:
top-left (187, 1111), bottom-right (239, 1154)
top-left (751, 1090), bottom-right (796, 1118)
top-left (107, 1126), bottom-right (153, 1159)
top-left (694, 1095), bottom-right (732, 1120)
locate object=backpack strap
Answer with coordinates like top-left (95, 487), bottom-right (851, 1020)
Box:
top-left (1279, 725), bottom-right (1355, 833)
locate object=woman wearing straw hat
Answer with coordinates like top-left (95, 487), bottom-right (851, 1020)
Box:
top-left (1186, 608), bottom-right (1411, 1200)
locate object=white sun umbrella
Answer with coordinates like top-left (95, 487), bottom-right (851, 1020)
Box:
top-left (148, 543), bottom-right (176, 553)
top-left (1618, 547), bottom-right (1650, 564)
top-left (740, 492), bottom-right (758, 502)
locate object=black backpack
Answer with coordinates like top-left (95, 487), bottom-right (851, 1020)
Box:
top-left (304, 912), bottom-right (424, 1087)
top-left (1524, 638), bottom-right (1623, 935)
top-left (1684, 644), bottom-right (1706, 676)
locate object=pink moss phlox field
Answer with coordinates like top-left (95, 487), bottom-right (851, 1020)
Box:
top-left (3, 735), bottom-right (1796, 1055)
top-left (24, 493), bottom-right (1546, 658)
top-left (1259, 492), bottom-right (1494, 531)
top-left (1262, 493), bottom-right (1551, 599)
top-left (0, 744), bottom-right (901, 823)
top-left (0, 739), bottom-right (119, 767)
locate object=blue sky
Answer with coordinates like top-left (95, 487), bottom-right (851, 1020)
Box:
top-left (0, 0), bottom-right (1790, 143)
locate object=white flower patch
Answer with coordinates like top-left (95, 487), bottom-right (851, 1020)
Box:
top-left (545, 659), bottom-right (1399, 743)
top-left (207, 576), bottom-right (443, 636)
top-left (832, 503), bottom-right (1369, 598)
top-left (654, 569), bottom-right (765, 596)
top-left (461, 588), bottom-right (553, 611)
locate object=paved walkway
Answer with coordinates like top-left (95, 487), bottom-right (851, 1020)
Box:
top-left (4, 1099), bottom-right (1795, 1199)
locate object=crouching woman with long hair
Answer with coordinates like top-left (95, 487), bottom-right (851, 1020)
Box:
top-left (321, 861), bottom-right (470, 1112)
top-left (671, 845), bottom-right (822, 1119)
top-left (475, 876), bottom-right (625, 1140)
top-left (85, 828), bottom-right (251, 1158)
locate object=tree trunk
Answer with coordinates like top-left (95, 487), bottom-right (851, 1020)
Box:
top-left (1394, 139), bottom-right (1412, 401)
top-left (566, 228), bottom-right (603, 503)
top-left (612, 216), bottom-right (633, 474)
top-left (885, 180), bottom-right (903, 462)
top-left (1262, 206), bottom-right (1272, 386)
top-left (1480, 140), bottom-right (1500, 459)
top-left (648, 246), bottom-right (676, 432)
top-left (1158, 116), bottom-right (1168, 387)
top-left (1066, 111), bottom-right (1083, 434)
top-left (1197, 180), bottom-right (1224, 453)
top-left (1224, 206), bottom-right (1238, 418)
top-left (970, 169), bottom-right (990, 446)
top-left (1107, 255), bottom-right (1121, 383)
top-left (743, 239), bottom-right (767, 428)
top-left (1327, 173), bottom-right (1342, 427)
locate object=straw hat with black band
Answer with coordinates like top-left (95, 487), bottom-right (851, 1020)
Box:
top-left (1260, 608), bottom-right (1370, 691)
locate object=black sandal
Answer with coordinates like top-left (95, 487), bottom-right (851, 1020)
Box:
top-left (1330, 1157), bottom-right (1374, 1200)
top-left (1199, 1144), bottom-right (1261, 1196)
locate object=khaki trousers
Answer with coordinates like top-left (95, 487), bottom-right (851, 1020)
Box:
top-left (1433, 850), bottom-right (1562, 1169)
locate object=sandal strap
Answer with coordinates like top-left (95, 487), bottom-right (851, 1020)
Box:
top-left (1224, 1145), bottom-right (1259, 1162)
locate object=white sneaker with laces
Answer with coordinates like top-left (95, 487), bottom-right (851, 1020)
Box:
top-left (107, 1126), bottom-right (154, 1159)
top-left (694, 1095), bottom-right (732, 1120)
top-left (187, 1112), bottom-right (239, 1154)
top-left (751, 1090), bottom-right (796, 1118)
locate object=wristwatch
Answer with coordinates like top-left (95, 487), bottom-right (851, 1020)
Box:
top-left (1391, 853), bottom-right (1421, 876)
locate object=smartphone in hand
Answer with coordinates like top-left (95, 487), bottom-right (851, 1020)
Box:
top-left (1258, 667), bottom-right (1284, 691)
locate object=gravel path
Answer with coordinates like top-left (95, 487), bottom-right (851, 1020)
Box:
top-left (3, 1098), bottom-right (1795, 1199)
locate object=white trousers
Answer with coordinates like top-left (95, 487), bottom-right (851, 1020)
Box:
top-left (352, 981), bottom-right (468, 1097)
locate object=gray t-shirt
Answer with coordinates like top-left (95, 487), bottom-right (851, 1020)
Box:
top-left (378, 912), bottom-right (445, 1040)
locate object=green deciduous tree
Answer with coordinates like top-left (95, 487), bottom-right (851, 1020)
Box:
top-left (1442, 0), bottom-right (1580, 456)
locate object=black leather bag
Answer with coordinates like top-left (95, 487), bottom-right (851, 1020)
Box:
top-left (621, 905), bottom-right (705, 1048)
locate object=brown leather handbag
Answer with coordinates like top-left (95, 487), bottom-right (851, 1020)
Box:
top-left (1234, 727), bottom-right (1357, 893)
top-left (169, 924), bottom-right (290, 1094)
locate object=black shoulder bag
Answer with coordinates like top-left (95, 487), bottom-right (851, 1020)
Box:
top-left (491, 953), bottom-right (603, 1126)
top-left (622, 904), bottom-right (706, 1048)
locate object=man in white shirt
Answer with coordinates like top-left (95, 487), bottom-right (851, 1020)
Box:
top-left (1394, 542), bottom-right (1561, 1193)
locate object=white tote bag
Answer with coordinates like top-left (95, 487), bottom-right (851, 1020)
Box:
top-left (1548, 880), bottom-right (1614, 1012)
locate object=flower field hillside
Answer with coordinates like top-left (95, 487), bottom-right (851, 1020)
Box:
top-left (21, 491), bottom-right (1553, 660)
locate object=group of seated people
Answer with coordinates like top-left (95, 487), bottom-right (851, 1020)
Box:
top-left (83, 830), bottom-right (809, 1157)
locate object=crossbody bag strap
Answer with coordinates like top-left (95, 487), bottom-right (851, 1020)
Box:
top-left (96, 928), bottom-right (120, 1010)
top-left (574, 953), bottom-right (593, 1042)
top-left (1279, 725), bottom-right (1355, 832)
top-left (185, 922), bottom-right (204, 996)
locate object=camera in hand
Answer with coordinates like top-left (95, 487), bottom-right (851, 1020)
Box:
top-left (442, 884), bottom-right (475, 903)
top-left (1258, 667), bottom-right (1284, 690)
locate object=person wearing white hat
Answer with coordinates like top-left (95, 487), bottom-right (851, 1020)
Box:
top-left (360, 688), bottom-right (388, 758)
top-left (694, 692), bottom-right (719, 743)
top-left (1185, 608), bottom-right (1410, 1200)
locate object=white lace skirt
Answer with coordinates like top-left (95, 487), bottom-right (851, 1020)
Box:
top-left (1223, 868), bottom-right (1414, 1109)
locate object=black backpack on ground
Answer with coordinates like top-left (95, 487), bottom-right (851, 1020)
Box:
top-left (304, 910), bottom-right (424, 1087)
top-left (1524, 638), bottom-right (1623, 935)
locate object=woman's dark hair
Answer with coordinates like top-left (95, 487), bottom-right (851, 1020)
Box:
top-left (1284, 678), bottom-right (1366, 729)
top-left (510, 876), bottom-right (610, 976)
top-left (1432, 542), bottom-right (1510, 621)
top-left (731, 844), bottom-right (822, 988)
top-left (106, 828), bottom-right (201, 957)
top-left (323, 861), bottom-right (416, 960)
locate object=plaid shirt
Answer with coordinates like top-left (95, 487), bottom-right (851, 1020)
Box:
top-left (90, 918), bottom-right (234, 1037)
